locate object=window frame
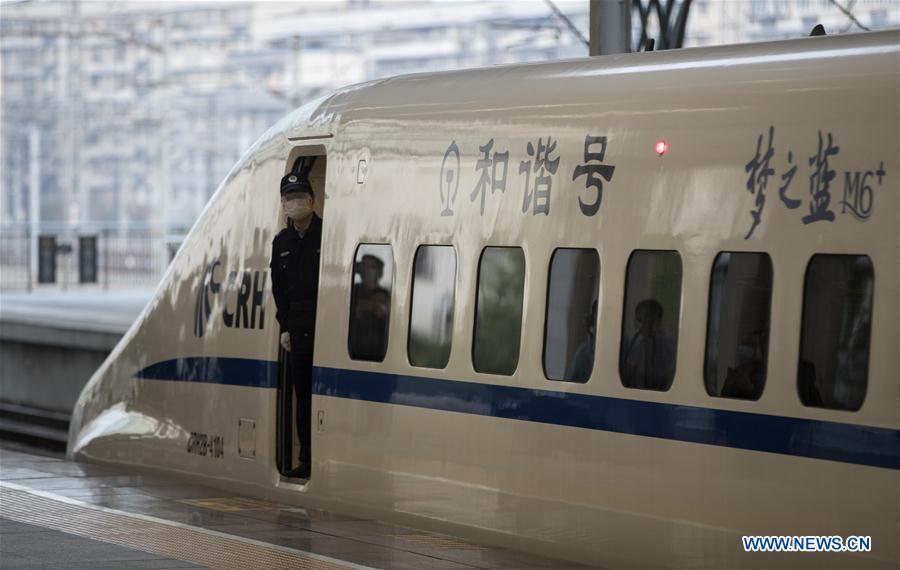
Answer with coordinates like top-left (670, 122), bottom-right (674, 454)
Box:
top-left (618, 249), bottom-right (683, 392)
top-left (702, 251), bottom-right (774, 402)
top-left (796, 253), bottom-right (874, 412)
top-left (541, 247), bottom-right (601, 384)
top-left (471, 246), bottom-right (527, 377)
top-left (347, 242), bottom-right (395, 363)
top-left (407, 243), bottom-right (458, 370)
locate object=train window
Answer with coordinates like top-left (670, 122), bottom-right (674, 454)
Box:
top-left (348, 244), bottom-right (394, 362)
top-left (408, 245), bottom-right (457, 369)
top-left (798, 254), bottom-right (873, 411)
top-left (619, 250), bottom-right (682, 391)
top-left (704, 252), bottom-right (773, 400)
top-left (473, 247), bottom-right (525, 376)
top-left (543, 248), bottom-right (600, 383)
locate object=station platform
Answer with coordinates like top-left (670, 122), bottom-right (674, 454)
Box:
top-left (0, 289), bottom-right (153, 337)
top-left (0, 445), bottom-right (593, 570)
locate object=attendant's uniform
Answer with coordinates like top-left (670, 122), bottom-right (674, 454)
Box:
top-left (270, 214), bottom-right (321, 465)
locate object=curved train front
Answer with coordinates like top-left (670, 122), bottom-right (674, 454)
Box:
top-left (68, 31), bottom-right (900, 569)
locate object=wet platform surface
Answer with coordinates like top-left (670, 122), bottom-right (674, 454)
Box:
top-left (0, 445), bottom-right (593, 569)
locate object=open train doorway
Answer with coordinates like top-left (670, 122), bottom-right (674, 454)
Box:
top-left (274, 147), bottom-right (327, 481)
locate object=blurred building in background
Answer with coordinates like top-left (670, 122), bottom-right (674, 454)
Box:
top-left (1, 0), bottom-right (898, 289)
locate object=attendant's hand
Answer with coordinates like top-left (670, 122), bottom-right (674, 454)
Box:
top-left (280, 332), bottom-right (291, 352)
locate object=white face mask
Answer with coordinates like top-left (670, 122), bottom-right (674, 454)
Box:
top-left (283, 196), bottom-right (312, 220)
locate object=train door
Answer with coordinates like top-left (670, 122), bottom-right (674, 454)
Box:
top-left (275, 148), bottom-right (327, 480)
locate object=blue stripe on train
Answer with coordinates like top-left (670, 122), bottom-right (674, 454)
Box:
top-left (135, 357), bottom-right (279, 388)
top-left (135, 358), bottom-right (900, 470)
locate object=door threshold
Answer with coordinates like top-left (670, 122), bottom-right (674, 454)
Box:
top-left (277, 474), bottom-right (310, 490)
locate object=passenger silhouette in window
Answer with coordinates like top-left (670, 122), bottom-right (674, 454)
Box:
top-left (565, 300), bottom-right (597, 382)
top-left (348, 254), bottom-right (391, 361)
top-left (720, 329), bottom-right (766, 399)
top-left (621, 299), bottom-right (676, 390)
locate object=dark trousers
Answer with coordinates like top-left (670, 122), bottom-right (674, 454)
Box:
top-left (289, 347), bottom-right (312, 463)
top-left (288, 305), bottom-right (315, 464)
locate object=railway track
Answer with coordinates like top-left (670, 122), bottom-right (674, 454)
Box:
top-left (0, 402), bottom-right (68, 452)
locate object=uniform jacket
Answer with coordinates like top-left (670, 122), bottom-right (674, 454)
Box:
top-left (270, 215), bottom-right (322, 342)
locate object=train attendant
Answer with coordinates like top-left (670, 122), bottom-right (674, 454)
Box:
top-left (270, 157), bottom-right (321, 479)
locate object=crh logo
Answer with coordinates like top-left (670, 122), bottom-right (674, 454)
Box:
top-left (194, 261), bottom-right (221, 338)
top-left (194, 259), bottom-right (268, 338)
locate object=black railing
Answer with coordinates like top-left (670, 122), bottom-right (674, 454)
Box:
top-left (0, 224), bottom-right (184, 291)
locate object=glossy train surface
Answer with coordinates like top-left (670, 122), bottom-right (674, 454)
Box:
top-left (69, 30), bottom-right (900, 569)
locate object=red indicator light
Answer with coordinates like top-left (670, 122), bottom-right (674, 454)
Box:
top-left (655, 139), bottom-right (669, 156)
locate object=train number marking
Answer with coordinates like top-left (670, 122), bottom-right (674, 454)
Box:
top-left (187, 431), bottom-right (224, 459)
top-left (841, 161), bottom-right (884, 221)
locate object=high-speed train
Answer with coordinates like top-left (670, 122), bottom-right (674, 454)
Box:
top-left (68, 29), bottom-right (899, 569)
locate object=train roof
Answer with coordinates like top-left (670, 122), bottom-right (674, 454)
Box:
top-left (277, 28), bottom-right (899, 140)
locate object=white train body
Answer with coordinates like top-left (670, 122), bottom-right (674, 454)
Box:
top-left (69, 30), bottom-right (900, 569)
